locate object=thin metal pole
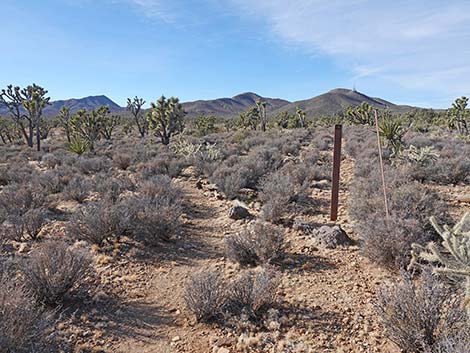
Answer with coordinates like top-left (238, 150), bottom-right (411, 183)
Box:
top-left (330, 124), bottom-right (342, 221)
top-left (374, 110), bottom-right (390, 220)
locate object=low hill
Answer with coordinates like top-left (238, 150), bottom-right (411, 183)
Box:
top-left (182, 92), bottom-right (290, 118)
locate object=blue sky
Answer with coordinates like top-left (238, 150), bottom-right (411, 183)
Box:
top-left (1, 0), bottom-right (469, 108)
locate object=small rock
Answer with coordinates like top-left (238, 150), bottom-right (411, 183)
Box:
top-left (172, 336), bottom-right (181, 342)
top-left (217, 348), bottom-right (230, 353)
top-left (228, 201), bottom-right (251, 220)
top-left (457, 194), bottom-right (470, 203)
top-left (18, 242), bottom-right (30, 254)
top-left (306, 225), bottom-right (353, 249)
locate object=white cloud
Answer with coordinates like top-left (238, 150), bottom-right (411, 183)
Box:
top-left (230, 0), bottom-right (470, 104)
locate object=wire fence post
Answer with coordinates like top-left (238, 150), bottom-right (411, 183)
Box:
top-left (330, 124), bottom-right (342, 221)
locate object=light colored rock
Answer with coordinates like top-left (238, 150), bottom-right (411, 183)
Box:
top-left (228, 200), bottom-right (251, 220)
top-left (217, 348), bottom-right (230, 353)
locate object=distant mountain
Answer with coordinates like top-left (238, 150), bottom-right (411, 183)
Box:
top-left (182, 92), bottom-right (290, 118)
top-left (270, 88), bottom-right (415, 117)
top-left (44, 95), bottom-right (123, 116)
top-left (0, 95), bottom-right (123, 117)
top-left (0, 89), bottom-right (419, 120)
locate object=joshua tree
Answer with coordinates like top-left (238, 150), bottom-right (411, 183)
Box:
top-left (96, 106), bottom-right (119, 140)
top-left (147, 95), bottom-right (186, 145)
top-left (346, 102), bottom-right (374, 125)
top-left (0, 117), bottom-right (17, 144)
top-left (0, 85), bottom-right (32, 147)
top-left (0, 84), bottom-right (50, 150)
top-left (295, 107), bottom-right (306, 128)
top-left (447, 96), bottom-right (469, 135)
top-left (22, 84), bottom-right (50, 151)
top-left (69, 108), bottom-right (101, 152)
top-left (194, 115), bottom-right (217, 136)
top-left (256, 99), bottom-right (267, 132)
top-left (409, 213), bottom-right (470, 320)
top-left (126, 96), bottom-right (147, 137)
top-left (57, 106), bottom-right (72, 143)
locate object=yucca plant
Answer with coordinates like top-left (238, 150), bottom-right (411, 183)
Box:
top-left (409, 213), bottom-right (470, 320)
top-left (66, 136), bottom-right (89, 155)
top-left (378, 115), bottom-right (405, 156)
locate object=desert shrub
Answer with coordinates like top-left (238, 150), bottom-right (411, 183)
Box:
top-left (112, 152), bottom-right (132, 170)
top-left (409, 142), bottom-right (470, 185)
top-left (0, 185), bottom-right (48, 241)
top-left (210, 164), bottom-right (249, 199)
top-left (434, 332), bottom-right (470, 353)
top-left (350, 163), bottom-right (447, 270)
top-left (225, 267), bottom-right (280, 319)
top-left (41, 153), bottom-right (62, 169)
top-left (184, 267), bottom-right (280, 323)
top-left (21, 240), bottom-right (93, 306)
top-left (375, 271), bottom-right (467, 353)
top-left (260, 164), bottom-right (312, 223)
top-left (94, 174), bottom-right (135, 203)
top-left (0, 261), bottom-right (55, 353)
top-left (184, 269), bottom-right (226, 322)
top-left (68, 201), bottom-right (131, 245)
top-left (63, 176), bottom-right (91, 203)
top-left (0, 162), bottom-right (38, 185)
top-left (76, 156), bottom-right (111, 175)
top-left (35, 170), bottom-right (65, 194)
top-left (139, 151), bottom-right (185, 179)
top-left (225, 222), bottom-right (284, 266)
top-left (21, 208), bottom-right (48, 240)
top-left (210, 147), bottom-right (283, 199)
top-left (138, 175), bottom-right (182, 203)
top-left (130, 196), bottom-right (182, 245)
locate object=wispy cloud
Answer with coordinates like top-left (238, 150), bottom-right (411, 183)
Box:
top-left (230, 0), bottom-right (470, 104)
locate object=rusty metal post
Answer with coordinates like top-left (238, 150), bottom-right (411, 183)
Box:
top-left (330, 124), bottom-right (342, 221)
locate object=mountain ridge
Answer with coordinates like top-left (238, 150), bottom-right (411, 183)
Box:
top-left (0, 89), bottom-right (420, 118)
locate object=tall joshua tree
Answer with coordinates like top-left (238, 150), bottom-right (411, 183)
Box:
top-left (0, 84), bottom-right (50, 150)
top-left (57, 106), bottom-right (72, 143)
top-left (126, 96), bottom-right (147, 137)
top-left (295, 107), bottom-right (306, 128)
top-left (0, 85), bottom-right (31, 147)
top-left (256, 99), bottom-right (267, 132)
top-left (447, 96), bottom-right (469, 135)
top-left (147, 95), bottom-right (186, 145)
top-left (22, 84), bottom-right (50, 151)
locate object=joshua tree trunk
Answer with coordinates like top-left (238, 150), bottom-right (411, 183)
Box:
top-left (36, 122), bottom-right (41, 151)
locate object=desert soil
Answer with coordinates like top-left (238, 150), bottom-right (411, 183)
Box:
top-left (56, 155), bottom-right (468, 353)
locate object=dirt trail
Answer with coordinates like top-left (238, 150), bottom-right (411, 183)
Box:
top-left (100, 160), bottom-right (398, 353)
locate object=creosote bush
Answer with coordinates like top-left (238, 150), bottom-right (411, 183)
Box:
top-left (225, 222), bottom-right (285, 266)
top-left (21, 240), bottom-right (93, 306)
top-left (375, 271), bottom-right (467, 353)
